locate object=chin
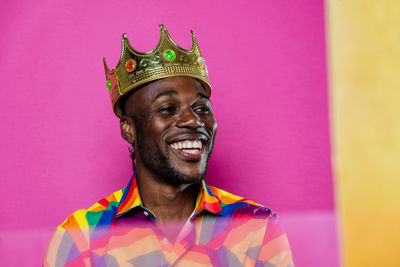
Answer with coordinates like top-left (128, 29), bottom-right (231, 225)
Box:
top-left (178, 163), bottom-right (207, 177)
top-left (167, 164), bottom-right (207, 186)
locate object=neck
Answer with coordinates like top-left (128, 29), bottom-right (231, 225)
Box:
top-left (135, 165), bottom-right (201, 224)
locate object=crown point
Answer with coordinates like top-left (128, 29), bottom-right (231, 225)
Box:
top-left (122, 33), bottom-right (127, 39)
top-left (159, 24), bottom-right (165, 29)
top-left (103, 57), bottom-right (110, 72)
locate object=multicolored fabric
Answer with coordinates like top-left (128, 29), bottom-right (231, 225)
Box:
top-left (44, 176), bottom-right (293, 266)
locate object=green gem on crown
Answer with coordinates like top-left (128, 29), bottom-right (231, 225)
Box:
top-left (163, 49), bottom-right (176, 61)
top-left (106, 80), bottom-right (112, 91)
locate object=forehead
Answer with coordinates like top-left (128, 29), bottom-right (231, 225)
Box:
top-left (126, 76), bottom-right (207, 110)
top-left (146, 76), bottom-right (206, 101)
top-left (123, 76), bottom-right (209, 115)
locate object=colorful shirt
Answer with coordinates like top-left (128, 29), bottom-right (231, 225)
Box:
top-left (44, 176), bottom-right (293, 266)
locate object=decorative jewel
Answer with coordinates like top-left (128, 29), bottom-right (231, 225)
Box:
top-left (198, 57), bottom-right (208, 74)
top-left (163, 49), bottom-right (176, 61)
top-left (106, 80), bottom-right (112, 91)
top-left (125, 59), bottom-right (137, 72)
top-left (198, 57), bottom-right (205, 66)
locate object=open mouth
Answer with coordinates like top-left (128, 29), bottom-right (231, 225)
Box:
top-left (169, 139), bottom-right (205, 159)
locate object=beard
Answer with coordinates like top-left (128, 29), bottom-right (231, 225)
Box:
top-left (133, 125), bottom-right (214, 187)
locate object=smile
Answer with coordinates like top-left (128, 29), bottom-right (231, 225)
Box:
top-left (169, 140), bottom-right (205, 159)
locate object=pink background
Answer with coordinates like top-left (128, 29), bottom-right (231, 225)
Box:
top-left (0, 0), bottom-right (338, 266)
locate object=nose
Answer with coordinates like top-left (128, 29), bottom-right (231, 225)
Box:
top-left (176, 108), bottom-right (205, 129)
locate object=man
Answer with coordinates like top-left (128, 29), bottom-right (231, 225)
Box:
top-left (44, 25), bottom-right (293, 267)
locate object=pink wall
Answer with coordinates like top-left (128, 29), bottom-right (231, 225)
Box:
top-left (0, 0), bottom-right (338, 266)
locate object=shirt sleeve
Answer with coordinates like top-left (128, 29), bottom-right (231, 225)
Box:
top-left (256, 213), bottom-right (294, 267)
top-left (44, 227), bottom-right (74, 267)
top-left (44, 226), bottom-right (95, 267)
top-left (43, 209), bottom-right (92, 267)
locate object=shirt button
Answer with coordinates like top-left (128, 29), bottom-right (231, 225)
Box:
top-left (162, 238), bottom-right (168, 244)
top-left (143, 211), bottom-right (149, 216)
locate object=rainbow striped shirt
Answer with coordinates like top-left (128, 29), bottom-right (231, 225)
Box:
top-left (44, 176), bottom-right (293, 266)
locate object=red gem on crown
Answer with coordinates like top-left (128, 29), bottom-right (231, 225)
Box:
top-left (125, 59), bottom-right (137, 72)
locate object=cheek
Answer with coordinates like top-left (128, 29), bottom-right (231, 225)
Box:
top-left (151, 118), bottom-right (174, 143)
top-left (206, 117), bottom-right (217, 134)
top-left (212, 119), bottom-right (217, 132)
top-left (152, 119), bottom-right (168, 131)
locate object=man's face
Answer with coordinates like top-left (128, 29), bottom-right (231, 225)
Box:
top-left (123, 76), bottom-right (217, 186)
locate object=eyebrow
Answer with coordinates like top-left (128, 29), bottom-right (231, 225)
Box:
top-left (152, 90), bottom-right (210, 103)
top-left (152, 91), bottom-right (178, 103)
top-left (197, 92), bottom-right (210, 100)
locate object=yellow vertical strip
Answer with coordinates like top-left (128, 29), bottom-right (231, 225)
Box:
top-left (326, 1), bottom-right (400, 266)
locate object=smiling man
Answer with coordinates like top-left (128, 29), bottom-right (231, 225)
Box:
top-left (44, 25), bottom-right (293, 267)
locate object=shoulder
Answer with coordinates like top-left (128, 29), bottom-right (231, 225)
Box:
top-left (58, 188), bottom-right (124, 230)
top-left (207, 186), bottom-right (293, 264)
top-left (207, 185), bottom-right (276, 219)
top-left (44, 189), bottom-right (125, 266)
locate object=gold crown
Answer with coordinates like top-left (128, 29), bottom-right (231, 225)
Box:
top-left (103, 24), bottom-right (211, 117)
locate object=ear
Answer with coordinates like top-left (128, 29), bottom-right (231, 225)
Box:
top-left (120, 115), bottom-right (135, 144)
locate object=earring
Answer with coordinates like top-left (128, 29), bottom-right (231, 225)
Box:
top-left (128, 143), bottom-right (133, 153)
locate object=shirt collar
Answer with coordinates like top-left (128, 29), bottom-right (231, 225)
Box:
top-left (116, 176), bottom-right (143, 217)
top-left (116, 175), bottom-right (223, 218)
top-left (193, 180), bottom-right (223, 217)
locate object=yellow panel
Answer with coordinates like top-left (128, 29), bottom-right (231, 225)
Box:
top-left (326, 0), bottom-right (400, 266)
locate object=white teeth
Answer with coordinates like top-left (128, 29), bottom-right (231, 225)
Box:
top-left (170, 140), bottom-right (203, 150)
top-left (194, 140), bottom-right (202, 149)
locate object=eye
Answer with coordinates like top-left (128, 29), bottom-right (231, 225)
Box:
top-left (194, 105), bottom-right (210, 115)
top-left (158, 105), bottom-right (177, 115)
